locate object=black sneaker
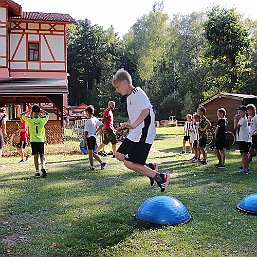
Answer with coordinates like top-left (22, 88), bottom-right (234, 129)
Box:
top-left (201, 159), bottom-right (208, 165)
top-left (41, 169), bottom-right (47, 178)
top-left (90, 167), bottom-right (95, 171)
top-left (147, 163), bottom-right (158, 186)
top-left (180, 151), bottom-right (185, 154)
top-left (100, 162), bottom-right (106, 170)
top-left (154, 173), bottom-right (170, 192)
top-left (34, 172), bottom-right (40, 178)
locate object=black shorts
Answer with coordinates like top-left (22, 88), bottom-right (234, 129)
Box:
top-left (103, 129), bottom-right (118, 145)
top-left (199, 138), bottom-right (207, 148)
top-left (117, 138), bottom-right (152, 165)
top-left (184, 136), bottom-right (190, 141)
top-left (0, 131), bottom-right (3, 150)
top-left (86, 136), bottom-right (96, 150)
top-left (251, 135), bottom-right (257, 150)
top-left (31, 142), bottom-right (45, 155)
top-left (215, 139), bottom-right (226, 150)
top-left (193, 140), bottom-right (199, 148)
top-left (238, 141), bottom-right (250, 154)
top-left (17, 141), bottom-right (26, 149)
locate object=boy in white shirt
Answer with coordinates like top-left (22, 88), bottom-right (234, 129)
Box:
top-left (246, 104), bottom-right (257, 164)
top-left (113, 68), bottom-right (170, 192)
top-left (84, 106), bottom-right (106, 171)
top-left (234, 105), bottom-right (250, 174)
top-left (181, 114), bottom-right (193, 154)
top-left (190, 113), bottom-right (200, 162)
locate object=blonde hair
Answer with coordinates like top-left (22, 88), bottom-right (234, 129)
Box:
top-left (112, 68), bottom-right (132, 84)
top-left (186, 114), bottom-right (192, 120)
top-left (246, 104), bottom-right (256, 113)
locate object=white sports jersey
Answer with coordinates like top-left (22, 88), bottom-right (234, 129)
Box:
top-left (190, 122), bottom-right (199, 143)
top-left (236, 116), bottom-right (249, 142)
top-left (126, 87), bottom-right (156, 144)
top-left (84, 117), bottom-right (103, 138)
top-left (184, 121), bottom-right (191, 137)
top-left (249, 115), bottom-right (257, 137)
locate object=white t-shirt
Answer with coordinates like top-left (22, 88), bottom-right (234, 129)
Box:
top-left (126, 87), bottom-right (156, 144)
top-left (236, 116), bottom-right (249, 142)
top-left (190, 122), bottom-right (199, 143)
top-left (184, 121), bottom-right (191, 136)
top-left (249, 115), bottom-right (257, 137)
top-left (84, 117), bottom-right (103, 138)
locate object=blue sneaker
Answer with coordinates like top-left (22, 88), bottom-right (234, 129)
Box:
top-left (19, 159), bottom-right (25, 163)
top-left (100, 162), bottom-right (106, 170)
top-left (237, 169), bottom-right (251, 174)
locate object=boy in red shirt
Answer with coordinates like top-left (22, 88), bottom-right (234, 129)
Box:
top-left (16, 119), bottom-right (29, 163)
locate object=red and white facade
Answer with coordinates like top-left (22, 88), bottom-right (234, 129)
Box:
top-left (0, 0), bottom-right (74, 80)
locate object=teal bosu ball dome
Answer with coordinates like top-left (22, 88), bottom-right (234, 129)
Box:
top-left (135, 196), bottom-right (192, 225)
top-left (237, 193), bottom-right (257, 214)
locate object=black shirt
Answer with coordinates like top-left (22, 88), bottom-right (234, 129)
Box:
top-left (216, 119), bottom-right (226, 140)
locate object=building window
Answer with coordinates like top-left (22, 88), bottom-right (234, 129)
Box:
top-left (28, 43), bottom-right (39, 61)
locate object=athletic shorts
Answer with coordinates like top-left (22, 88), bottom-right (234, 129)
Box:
top-left (199, 138), bottom-right (207, 148)
top-left (183, 136), bottom-right (190, 141)
top-left (0, 131), bottom-right (3, 150)
top-left (117, 138), bottom-right (152, 165)
top-left (86, 136), bottom-right (96, 150)
top-left (193, 140), bottom-right (199, 148)
top-left (31, 142), bottom-right (45, 155)
top-left (251, 135), bottom-right (257, 150)
top-left (238, 141), bottom-right (250, 154)
top-left (215, 139), bottom-right (226, 150)
top-left (17, 141), bottom-right (26, 149)
top-left (103, 129), bottom-right (118, 145)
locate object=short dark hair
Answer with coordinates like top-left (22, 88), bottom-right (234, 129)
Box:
top-left (85, 105), bottom-right (94, 115)
top-left (32, 105), bottom-right (40, 113)
top-left (197, 106), bottom-right (206, 115)
top-left (217, 108), bottom-right (226, 116)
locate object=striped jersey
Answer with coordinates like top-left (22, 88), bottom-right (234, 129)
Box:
top-left (126, 87), bottom-right (156, 144)
top-left (184, 121), bottom-right (191, 136)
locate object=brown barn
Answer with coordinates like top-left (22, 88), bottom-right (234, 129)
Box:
top-left (200, 93), bottom-right (257, 131)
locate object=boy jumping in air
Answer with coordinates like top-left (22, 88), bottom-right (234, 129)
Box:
top-left (113, 68), bottom-right (170, 192)
top-left (21, 105), bottom-right (49, 178)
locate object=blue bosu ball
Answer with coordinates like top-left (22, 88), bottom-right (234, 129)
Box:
top-left (135, 196), bottom-right (192, 226)
top-left (237, 193), bottom-right (257, 214)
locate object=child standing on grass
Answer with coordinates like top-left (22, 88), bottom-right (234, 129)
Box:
top-left (21, 105), bottom-right (49, 178)
top-left (181, 114), bottom-right (193, 154)
top-left (84, 106), bottom-right (106, 171)
top-left (191, 113), bottom-right (200, 163)
top-left (214, 108), bottom-right (227, 169)
top-left (197, 106), bottom-right (211, 165)
top-left (234, 105), bottom-right (250, 174)
top-left (16, 118), bottom-right (29, 163)
top-left (113, 68), bottom-right (170, 192)
top-left (246, 104), bottom-right (257, 164)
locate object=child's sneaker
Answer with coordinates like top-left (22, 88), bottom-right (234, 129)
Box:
top-left (180, 151), bottom-right (185, 154)
top-left (154, 173), bottom-right (170, 192)
top-left (19, 159), bottom-right (25, 163)
top-left (214, 163), bottom-right (225, 169)
top-left (90, 166), bottom-right (95, 171)
top-left (100, 162), bottom-right (106, 170)
top-left (25, 154), bottom-right (30, 161)
top-left (41, 169), bottom-right (47, 178)
top-left (237, 169), bottom-right (250, 174)
top-left (192, 158), bottom-right (200, 163)
top-left (147, 163), bottom-right (158, 186)
top-left (201, 159), bottom-right (208, 165)
top-left (34, 172), bottom-right (40, 178)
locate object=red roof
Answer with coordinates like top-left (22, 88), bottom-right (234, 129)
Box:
top-left (5, 0), bottom-right (22, 16)
top-left (12, 12), bottom-right (75, 23)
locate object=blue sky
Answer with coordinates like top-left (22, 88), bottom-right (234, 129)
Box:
top-left (19, 0), bottom-right (257, 36)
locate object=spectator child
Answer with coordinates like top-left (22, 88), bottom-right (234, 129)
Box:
top-left (16, 119), bottom-right (29, 163)
top-left (113, 68), bottom-right (170, 192)
top-left (214, 108), bottom-right (227, 168)
top-left (181, 114), bottom-right (193, 154)
top-left (190, 113), bottom-right (200, 163)
top-left (234, 105), bottom-right (250, 174)
top-left (246, 104), bottom-right (257, 164)
top-left (84, 106), bottom-right (106, 171)
top-left (197, 106), bottom-right (211, 165)
top-left (0, 108), bottom-right (7, 157)
top-left (21, 105), bottom-right (49, 178)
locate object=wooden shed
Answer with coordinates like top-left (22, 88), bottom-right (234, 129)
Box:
top-left (200, 93), bottom-right (257, 131)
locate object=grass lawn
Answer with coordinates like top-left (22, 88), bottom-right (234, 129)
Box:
top-left (1, 127), bottom-right (257, 257)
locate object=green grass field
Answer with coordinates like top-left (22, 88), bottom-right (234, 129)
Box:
top-left (1, 127), bottom-right (257, 257)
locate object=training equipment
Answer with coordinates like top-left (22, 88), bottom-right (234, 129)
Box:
top-left (11, 134), bottom-right (21, 146)
top-left (79, 140), bottom-right (97, 154)
top-left (237, 193), bottom-right (257, 214)
top-left (135, 196), bottom-right (192, 225)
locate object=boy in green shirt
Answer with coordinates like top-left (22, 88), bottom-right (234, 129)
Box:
top-left (21, 105), bottom-right (49, 178)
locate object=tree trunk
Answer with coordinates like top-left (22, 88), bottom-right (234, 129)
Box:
top-left (225, 54), bottom-right (237, 92)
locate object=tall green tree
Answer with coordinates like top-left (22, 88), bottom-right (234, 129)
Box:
top-left (204, 6), bottom-right (250, 92)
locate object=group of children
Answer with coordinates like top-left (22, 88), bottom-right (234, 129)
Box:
top-left (182, 104), bottom-right (257, 174)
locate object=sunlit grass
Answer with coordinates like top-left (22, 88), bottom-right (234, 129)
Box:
top-left (1, 127), bottom-right (257, 256)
